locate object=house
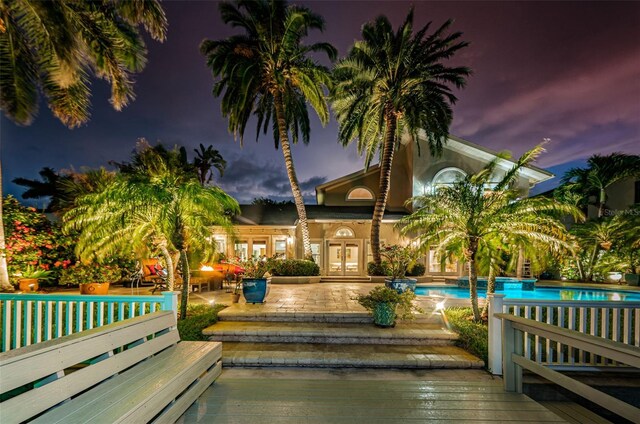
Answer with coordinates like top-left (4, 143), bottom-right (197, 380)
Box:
top-left (212, 135), bottom-right (553, 278)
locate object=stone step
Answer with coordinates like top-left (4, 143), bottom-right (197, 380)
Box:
top-left (221, 342), bottom-right (484, 369)
top-left (217, 305), bottom-right (443, 324)
top-left (204, 321), bottom-right (457, 345)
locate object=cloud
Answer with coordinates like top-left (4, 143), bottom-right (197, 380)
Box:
top-left (218, 153), bottom-right (326, 203)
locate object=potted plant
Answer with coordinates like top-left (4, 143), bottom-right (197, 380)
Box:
top-left (355, 286), bottom-right (421, 327)
top-left (380, 245), bottom-right (418, 293)
top-left (234, 256), bottom-right (272, 304)
top-left (59, 263), bottom-right (122, 295)
top-left (16, 265), bottom-right (54, 292)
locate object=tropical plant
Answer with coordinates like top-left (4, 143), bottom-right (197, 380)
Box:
top-left (332, 8), bottom-right (470, 266)
top-left (18, 265), bottom-right (54, 281)
top-left (0, 0), bottom-right (167, 127)
top-left (201, 0), bottom-right (336, 259)
top-left (193, 144), bottom-right (226, 186)
top-left (59, 263), bottom-right (121, 286)
top-left (558, 153), bottom-right (640, 218)
top-left (64, 143), bottom-right (239, 319)
top-left (233, 256), bottom-right (272, 279)
top-left (12, 167), bottom-right (62, 211)
top-left (379, 244), bottom-right (418, 280)
top-left (355, 285), bottom-right (421, 324)
top-left (0, 0), bottom-right (167, 291)
top-left (399, 145), bottom-right (582, 321)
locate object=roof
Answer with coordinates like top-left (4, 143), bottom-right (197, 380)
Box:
top-left (235, 204), bottom-right (408, 226)
top-left (316, 134), bottom-right (554, 195)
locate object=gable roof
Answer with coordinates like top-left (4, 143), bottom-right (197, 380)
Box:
top-left (316, 134), bottom-right (554, 196)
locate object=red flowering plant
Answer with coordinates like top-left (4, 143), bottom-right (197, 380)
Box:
top-left (2, 196), bottom-right (76, 285)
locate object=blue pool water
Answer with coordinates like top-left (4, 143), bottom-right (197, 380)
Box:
top-left (415, 286), bottom-right (640, 302)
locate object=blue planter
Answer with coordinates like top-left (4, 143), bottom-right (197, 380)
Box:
top-left (385, 278), bottom-right (417, 294)
top-left (373, 302), bottom-right (396, 327)
top-left (242, 278), bottom-right (269, 303)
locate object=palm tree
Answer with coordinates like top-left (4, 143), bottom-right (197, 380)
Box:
top-left (64, 145), bottom-right (239, 319)
top-left (332, 9), bottom-right (471, 266)
top-left (12, 167), bottom-right (63, 211)
top-left (0, 0), bottom-right (167, 291)
top-left (200, 0), bottom-right (336, 258)
top-left (400, 146), bottom-right (581, 321)
top-left (0, 0), bottom-right (167, 127)
top-left (193, 144), bottom-right (226, 186)
top-left (560, 153), bottom-right (640, 218)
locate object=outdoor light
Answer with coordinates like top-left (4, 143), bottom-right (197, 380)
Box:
top-left (435, 300), bottom-right (446, 311)
top-left (209, 300), bottom-right (215, 306)
top-left (200, 265), bottom-right (214, 271)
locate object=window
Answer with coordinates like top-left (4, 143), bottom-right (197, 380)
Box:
top-left (252, 240), bottom-right (267, 258)
top-left (214, 236), bottom-right (226, 256)
top-left (431, 167), bottom-right (466, 193)
top-left (235, 241), bottom-right (248, 260)
top-left (347, 187), bottom-right (374, 200)
top-left (311, 242), bottom-right (321, 265)
top-left (335, 227), bottom-right (354, 238)
top-left (428, 249), bottom-right (457, 273)
top-left (274, 239), bottom-right (287, 258)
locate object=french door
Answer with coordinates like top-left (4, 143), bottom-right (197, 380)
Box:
top-left (327, 240), bottom-right (361, 276)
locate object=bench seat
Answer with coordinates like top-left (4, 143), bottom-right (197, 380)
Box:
top-left (0, 311), bottom-right (222, 424)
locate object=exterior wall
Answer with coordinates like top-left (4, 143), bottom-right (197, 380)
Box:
top-left (212, 226), bottom-right (296, 260)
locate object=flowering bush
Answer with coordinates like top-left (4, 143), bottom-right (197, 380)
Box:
top-left (59, 263), bottom-right (122, 285)
top-left (3, 196), bottom-right (75, 284)
top-left (230, 256), bottom-right (272, 279)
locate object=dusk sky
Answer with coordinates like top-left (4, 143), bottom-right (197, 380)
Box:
top-left (2, 1), bottom-right (639, 207)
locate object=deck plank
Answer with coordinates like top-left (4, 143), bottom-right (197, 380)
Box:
top-left (177, 377), bottom-right (566, 423)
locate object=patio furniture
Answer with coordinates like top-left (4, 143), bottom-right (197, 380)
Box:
top-left (0, 311), bottom-right (222, 424)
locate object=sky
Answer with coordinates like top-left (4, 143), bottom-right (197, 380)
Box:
top-left (2, 0), bottom-right (639, 207)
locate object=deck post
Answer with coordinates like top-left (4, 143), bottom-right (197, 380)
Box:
top-left (502, 317), bottom-right (523, 392)
top-left (161, 291), bottom-right (179, 320)
top-left (488, 294), bottom-right (505, 375)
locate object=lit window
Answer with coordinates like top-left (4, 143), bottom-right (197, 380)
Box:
top-left (235, 242), bottom-right (248, 260)
top-left (431, 168), bottom-right (466, 193)
top-left (311, 243), bottom-right (321, 265)
top-left (274, 239), bottom-right (287, 258)
top-left (335, 227), bottom-right (354, 238)
top-left (347, 187), bottom-right (374, 200)
top-left (252, 240), bottom-right (267, 258)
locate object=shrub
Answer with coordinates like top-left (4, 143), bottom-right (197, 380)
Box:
top-left (406, 263), bottom-right (426, 277)
top-left (270, 259), bottom-right (319, 276)
top-left (59, 263), bottom-right (122, 285)
top-left (367, 261), bottom-right (389, 276)
top-left (444, 307), bottom-right (488, 366)
top-left (355, 286), bottom-right (421, 320)
top-left (178, 303), bottom-right (225, 341)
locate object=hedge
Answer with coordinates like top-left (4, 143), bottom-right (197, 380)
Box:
top-left (270, 259), bottom-right (320, 276)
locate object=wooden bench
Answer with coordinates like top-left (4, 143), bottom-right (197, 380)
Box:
top-left (0, 311), bottom-right (222, 424)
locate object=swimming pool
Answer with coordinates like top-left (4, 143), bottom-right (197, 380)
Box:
top-left (415, 286), bottom-right (640, 302)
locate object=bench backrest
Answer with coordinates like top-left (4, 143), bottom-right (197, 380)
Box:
top-left (0, 310), bottom-right (179, 423)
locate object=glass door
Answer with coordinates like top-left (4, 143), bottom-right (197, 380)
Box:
top-left (327, 240), bottom-right (361, 276)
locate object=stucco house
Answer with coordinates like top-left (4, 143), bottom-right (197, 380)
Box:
top-left (212, 135), bottom-right (553, 279)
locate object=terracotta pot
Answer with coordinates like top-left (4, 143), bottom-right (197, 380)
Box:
top-left (80, 282), bottom-right (110, 295)
top-left (231, 293), bottom-right (241, 303)
top-left (18, 278), bottom-right (39, 292)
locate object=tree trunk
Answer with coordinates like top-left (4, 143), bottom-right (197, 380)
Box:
top-left (586, 242), bottom-right (599, 282)
top-left (466, 240), bottom-right (481, 321)
top-left (516, 245), bottom-right (524, 279)
top-left (158, 244), bottom-right (174, 291)
top-left (0, 160), bottom-right (14, 291)
top-left (371, 109), bottom-right (397, 266)
top-left (598, 187), bottom-right (606, 218)
top-left (179, 248), bottom-right (190, 320)
top-left (481, 257), bottom-right (497, 319)
top-left (575, 253), bottom-right (585, 281)
top-left (273, 93), bottom-right (312, 259)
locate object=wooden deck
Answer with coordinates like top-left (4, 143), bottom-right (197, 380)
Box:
top-left (177, 376), bottom-right (566, 423)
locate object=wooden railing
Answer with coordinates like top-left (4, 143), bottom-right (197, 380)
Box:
top-left (0, 291), bottom-right (178, 352)
top-left (488, 294), bottom-right (640, 375)
top-left (497, 313), bottom-right (640, 423)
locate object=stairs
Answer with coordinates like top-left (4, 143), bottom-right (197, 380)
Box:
top-left (204, 308), bottom-right (484, 369)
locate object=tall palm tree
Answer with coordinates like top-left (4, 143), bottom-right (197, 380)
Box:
top-left (12, 167), bottom-right (63, 211)
top-left (400, 146), bottom-right (582, 321)
top-left (200, 0), bottom-right (336, 258)
top-left (560, 153), bottom-right (640, 218)
top-left (64, 145), bottom-right (239, 319)
top-left (194, 144), bottom-right (226, 186)
top-left (0, 0), bottom-right (167, 291)
top-left (332, 9), bottom-right (471, 266)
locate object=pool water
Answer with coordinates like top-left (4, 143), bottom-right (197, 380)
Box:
top-left (415, 286), bottom-right (640, 302)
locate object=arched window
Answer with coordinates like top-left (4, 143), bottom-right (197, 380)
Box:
top-left (346, 187), bottom-right (374, 201)
top-left (335, 227), bottom-right (354, 238)
top-left (431, 167), bottom-right (466, 192)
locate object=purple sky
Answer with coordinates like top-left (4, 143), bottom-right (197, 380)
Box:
top-left (2, 1), bottom-right (639, 206)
